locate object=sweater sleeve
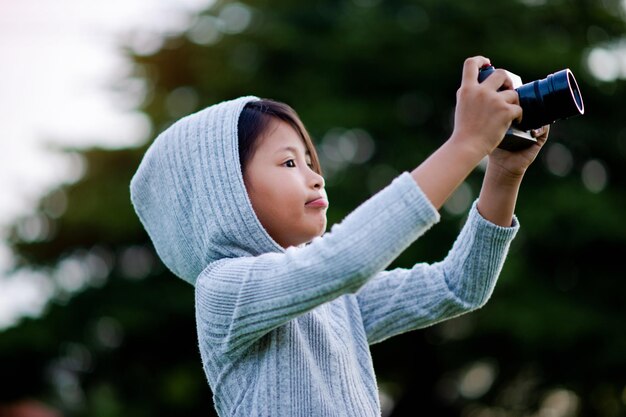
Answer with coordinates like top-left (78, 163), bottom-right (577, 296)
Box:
top-left (355, 200), bottom-right (519, 345)
top-left (195, 172), bottom-right (440, 355)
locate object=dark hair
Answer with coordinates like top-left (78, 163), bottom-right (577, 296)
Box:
top-left (237, 99), bottom-right (322, 176)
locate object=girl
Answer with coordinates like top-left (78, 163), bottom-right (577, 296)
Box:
top-left (130, 56), bottom-right (548, 416)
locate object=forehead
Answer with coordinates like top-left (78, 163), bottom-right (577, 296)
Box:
top-left (261, 120), bottom-right (309, 155)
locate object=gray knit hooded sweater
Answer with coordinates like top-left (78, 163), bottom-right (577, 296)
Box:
top-left (130, 96), bottom-right (519, 417)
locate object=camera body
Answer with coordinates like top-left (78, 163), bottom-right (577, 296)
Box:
top-left (478, 65), bottom-right (585, 151)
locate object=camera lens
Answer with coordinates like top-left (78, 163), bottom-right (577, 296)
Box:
top-left (515, 69), bottom-right (585, 131)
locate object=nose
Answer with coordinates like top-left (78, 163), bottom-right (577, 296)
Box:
top-left (309, 169), bottom-right (325, 190)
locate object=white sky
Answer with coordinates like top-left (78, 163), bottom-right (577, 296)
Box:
top-left (0, 0), bottom-right (213, 328)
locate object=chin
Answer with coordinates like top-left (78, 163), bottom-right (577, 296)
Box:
top-left (301, 231), bottom-right (325, 246)
top-left (294, 222), bottom-right (326, 247)
top-left (314, 223), bottom-right (326, 238)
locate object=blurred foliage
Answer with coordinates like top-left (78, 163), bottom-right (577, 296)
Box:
top-left (2, 0), bottom-right (626, 415)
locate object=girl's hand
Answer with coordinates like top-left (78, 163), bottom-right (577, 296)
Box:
top-left (488, 125), bottom-right (550, 180)
top-left (451, 56), bottom-right (523, 158)
top-left (477, 126), bottom-right (549, 227)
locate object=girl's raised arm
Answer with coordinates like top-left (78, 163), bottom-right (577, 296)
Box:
top-left (355, 201), bottom-right (518, 345)
top-left (196, 172), bottom-right (439, 355)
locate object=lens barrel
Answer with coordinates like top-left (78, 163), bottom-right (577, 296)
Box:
top-left (515, 69), bottom-right (585, 131)
top-left (477, 65), bottom-right (585, 131)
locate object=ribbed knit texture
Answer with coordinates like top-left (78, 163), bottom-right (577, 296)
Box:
top-left (130, 96), bottom-right (283, 286)
top-left (130, 96), bottom-right (520, 417)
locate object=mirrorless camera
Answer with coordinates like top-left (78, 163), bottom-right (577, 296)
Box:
top-left (478, 65), bottom-right (585, 151)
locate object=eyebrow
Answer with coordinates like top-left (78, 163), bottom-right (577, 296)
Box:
top-left (275, 146), bottom-right (310, 156)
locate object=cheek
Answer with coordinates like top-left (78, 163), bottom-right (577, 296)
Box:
top-left (274, 188), bottom-right (304, 217)
top-left (250, 181), bottom-right (299, 222)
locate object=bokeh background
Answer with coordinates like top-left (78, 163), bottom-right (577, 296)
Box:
top-left (1, 0), bottom-right (626, 416)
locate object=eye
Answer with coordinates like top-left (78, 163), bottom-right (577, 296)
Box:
top-left (284, 159), bottom-right (296, 168)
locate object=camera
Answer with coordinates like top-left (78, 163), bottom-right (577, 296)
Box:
top-left (478, 65), bottom-right (585, 151)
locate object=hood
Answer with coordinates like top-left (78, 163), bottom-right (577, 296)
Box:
top-left (130, 96), bottom-right (285, 286)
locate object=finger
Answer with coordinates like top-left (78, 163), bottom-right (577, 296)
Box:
top-left (533, 126), bottom-right (550, 147)
top-left (531, 125), bottom-right (549, 138)
top-left (510, 104), bottom-right (523, 124)
top-left (490, 105), bottom-right (524, 128)
top-left (533, 132), bottom-right (548, 148)
top-left (500, 71), bottom-right (515, 91)
top-left (500, 89), bottom-right (520, 106)
top-left (461, 56), bottom-right (491, 86)
top-left (483, 69), bottom-right (514, 91)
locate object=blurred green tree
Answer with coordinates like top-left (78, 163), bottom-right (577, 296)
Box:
top-left (2, 0), bottom-right (626, 416)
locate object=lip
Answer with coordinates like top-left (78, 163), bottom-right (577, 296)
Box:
top-left (305, 198), bottom-right (329, 208)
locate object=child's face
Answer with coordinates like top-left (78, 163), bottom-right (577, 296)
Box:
top-left (243, 120), bottom-right (327, 249)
